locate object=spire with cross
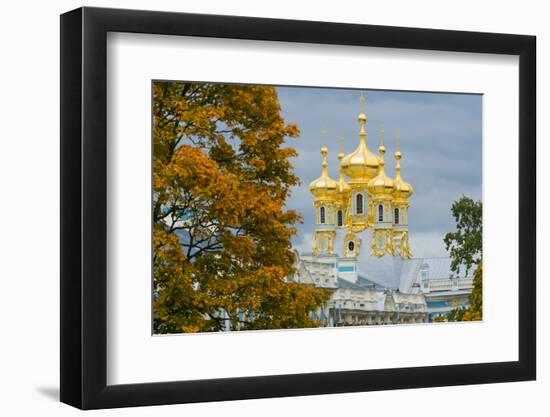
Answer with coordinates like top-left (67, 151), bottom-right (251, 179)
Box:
top-left (359, 92), bottom-right (366, 114)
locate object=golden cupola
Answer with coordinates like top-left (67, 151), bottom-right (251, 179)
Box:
top-left (340, 95), bottom-right (382, 183)
top-left (393, 139), bottom-right (413, 200)
top-left (309, 143), bottom-right (338, 199)
top-left (367, 139), bottom-right (395, 196)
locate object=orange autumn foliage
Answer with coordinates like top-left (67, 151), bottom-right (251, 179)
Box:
top-left (152, 82), bottom-right (329, 333)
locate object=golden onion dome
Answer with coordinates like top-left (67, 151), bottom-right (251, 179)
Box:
top-left (309, 145), bottom-right (338, 198)
top-left (393, 150), bottom-right (413, 199)
top-left (367, 146), bottom-right (395, 196)
top-left (341, 112), bottom-right (382, 182)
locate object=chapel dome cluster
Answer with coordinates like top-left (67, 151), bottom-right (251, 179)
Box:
top-left (308, 94), bottom-right (413, 260)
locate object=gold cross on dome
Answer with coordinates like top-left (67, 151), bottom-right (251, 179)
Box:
top-left (322, 128), bottom-right (327, 147)
top-left (396, 132), bottom-right (401, 151)
top-left (359, 93), bottom-right (366, 114)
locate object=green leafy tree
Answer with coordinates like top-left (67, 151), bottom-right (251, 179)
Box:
top-left (152, 81), bottom-right (329, 333)
top-left (444, 196), bottom-right (482, 275)
top-left (443, 196), bottom-right (482, 321)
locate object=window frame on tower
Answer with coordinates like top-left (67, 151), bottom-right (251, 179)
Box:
top-left (394, 207), bottom-right (399, 224)
top-left (320, 206), bottom-right (326, 224)
top-left (337, 209), bottom-right (343, 227)
top-left (378, 204), bottom-right (384, 222)
top-left (356, 193), bottom-right (364, 215)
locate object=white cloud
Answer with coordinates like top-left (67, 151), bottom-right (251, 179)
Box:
top-left (409, 231), bottom-right (449, 258)
top-left (292, 232), bottom-right (314, 255)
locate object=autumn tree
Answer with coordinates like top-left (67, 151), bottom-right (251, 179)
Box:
top-left (462, 263), bottom-right (482, 321)
top-left (443, 196), bottom-right (482, 321)
top-left (152, 81), bottom-right (329, 333)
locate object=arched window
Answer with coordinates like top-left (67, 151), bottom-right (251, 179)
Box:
top-left (356, 193), bottom-right (364, 214)
top-left (348, 241), bottom-right (355, 252)
top-left (394, 208), bottom-right (399, 224)
top-left (337, 210), bottom-right (343, 227)
top-left (320, 206), bottom-right (326, 224)
top-left (378, 204), bottom-right (384, 222)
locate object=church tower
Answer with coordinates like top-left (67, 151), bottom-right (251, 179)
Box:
top-left (340, 94), bottom-right (382, 236)
top-left (306, 93), bottom-right (414, 262)
top-left (367, 128), bottom-right (397, 257)
top-left (335, 135), bottom-right (360, 258)
top-left (392, 133), bottom-right (413, 258)
top-left (309, 130), bottom-right (338, 256)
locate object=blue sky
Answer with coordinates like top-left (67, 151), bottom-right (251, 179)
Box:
top-left (276, 86), bottom-right (482, 258)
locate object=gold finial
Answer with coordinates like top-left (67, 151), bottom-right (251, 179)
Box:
top-left (394, 133), bottom-right (402, 175)
top-left (321, 128), bottom-right (328, 156)
top-left (321, 153), bottom-right (329, 172)
top-left (394, 134), bottom-right (402, 159)
top-left (321, 129), bottom-right (329, 172)
top-left (337, 134), bottom-right (350, 195)
top-left (338, 134), bottom-right (345, 158)
top-left (392, 132), bottom-right (412, 199)
top-left (378, 127), bottom-right (386, 158)
top-left (358, 93), bottom-right (367, 125)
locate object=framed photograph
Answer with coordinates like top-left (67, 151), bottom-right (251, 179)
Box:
top-left (60, 6), bottom-right (536, 409)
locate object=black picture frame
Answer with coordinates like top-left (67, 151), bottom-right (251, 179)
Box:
top-left (60, 6), bottom-right (536, 410)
